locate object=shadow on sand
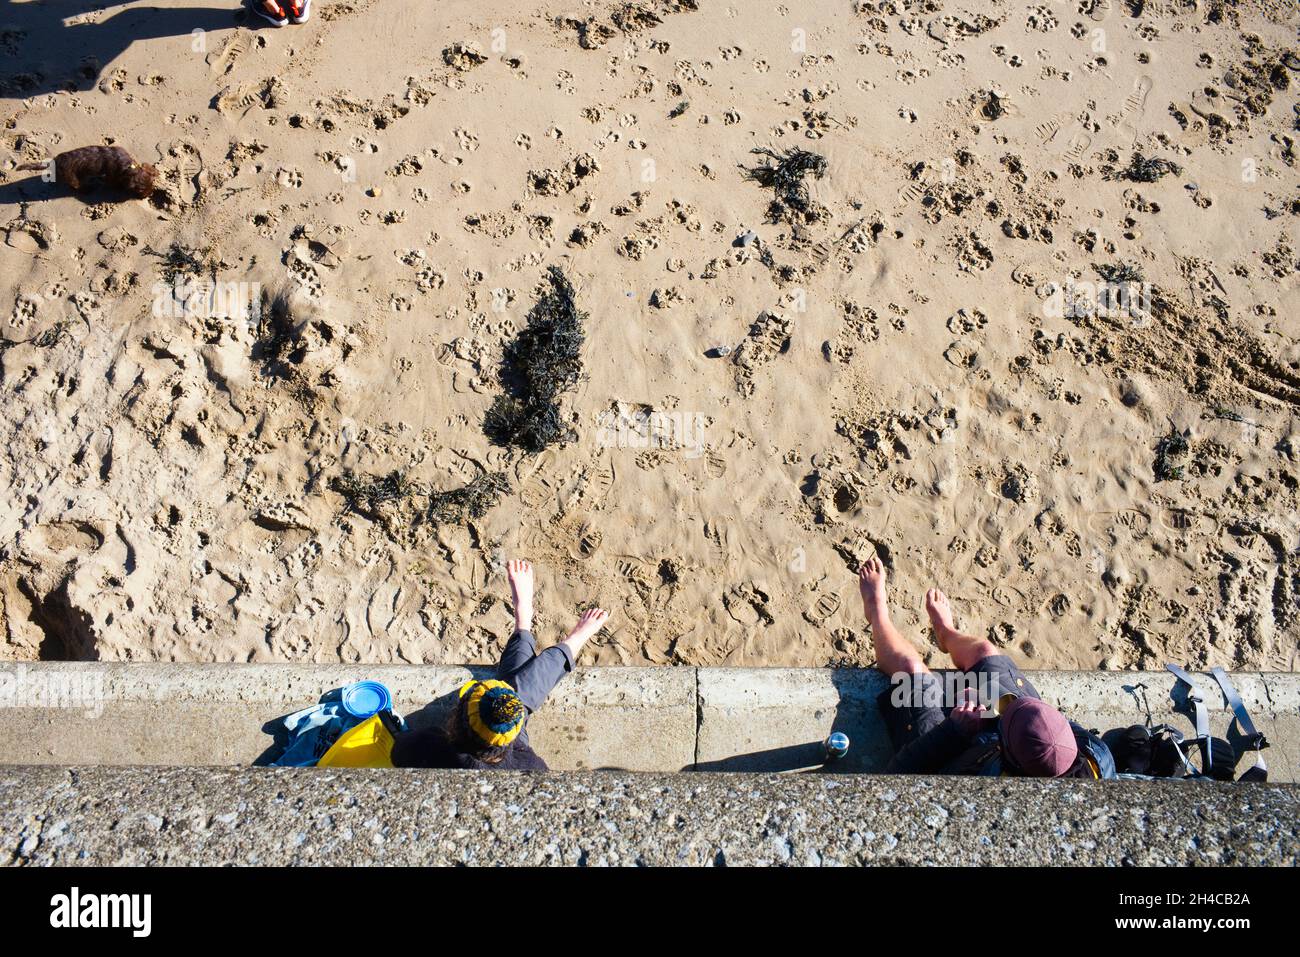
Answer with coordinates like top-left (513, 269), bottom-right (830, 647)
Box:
top-left (0, 1), bottom-right (262, 102)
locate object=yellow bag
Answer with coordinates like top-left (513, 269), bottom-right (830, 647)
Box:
top-left (317, 713), bottom-right (397, 768)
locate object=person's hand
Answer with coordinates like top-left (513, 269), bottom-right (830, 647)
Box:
top-left (947, 690), bottom-right (987, 738)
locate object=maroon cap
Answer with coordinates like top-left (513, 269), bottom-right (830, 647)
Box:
top-left (1001, 697), bottom-right (1077, 777)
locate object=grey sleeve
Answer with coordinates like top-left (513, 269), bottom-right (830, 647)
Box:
top-left (498, 634), bottom-right (575, 713)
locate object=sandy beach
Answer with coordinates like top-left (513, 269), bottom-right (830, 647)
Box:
top-left (0, 0), bottom-right (1296, 672)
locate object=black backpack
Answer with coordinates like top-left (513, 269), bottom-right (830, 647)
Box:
top-left (1105, 665), bottom-right (1268, 783)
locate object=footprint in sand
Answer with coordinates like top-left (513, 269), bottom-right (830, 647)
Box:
top-left (1113, 75), bottom-right (1153, 144)
top-left (1113, 509), bottom-right (1152, 535)
top-left (1086, 509), bottom-right (1151, 538)
top-left (990, 583), bottom-right (1026, 609)
top-left (896, 180), bottom-right (928, 208)
top-left (616, 556), bottom-right (653, 586)
top-left (1063, 132), bottom-right (1091, 163)
top-left (1161, 508), bottom-right (1199, 532)
top-left (519, 468), bottom-right (556, 510)
top-left (435, 342), bottom-right (458, 367)
top-left (206, 29), bottom-right (253, 76)
top-left (1035, 118), bottom-right (1061, 143)
top-left (559, 514), bottom-right (602, 561)
top-left (577, 526), bottom-right (603, 560)
top-left (165, 139), bottom-right (204, 207)
top-left (215, 76), bottom-right (280, 116)
top-left (704, 521), bottom-right (733, 569)
top-left (635, 449), bottom-right (670, 471)
top-left (573, 458), bottom-right (615, 510)
top-left (1123, 75), bottom-right (1153, 115)
top-left (803, 591), bottom-right (841, 627)
top-left (435, 447), bottom-right (479, 483)
top-left (27, 520), bottom-right (105, 556)
top-left (1034, 109), bottom-right (1072, 144)
top-left (10, 294), bottom-right (39, 330)
top-left (704, 450), bottom-right (727, 479)
top-left (98, 68), bottom-right (128, 95)
top-left (215, 80), bottom-right (259, 115)
top-left (2, 216), bottom-right (57, 253)
top-left (514, 448), bottom-right (554, 484)
top-left (1045, 593), bottom-right (1071, 619)
top-left (519, 524), bottom-right (549, 554)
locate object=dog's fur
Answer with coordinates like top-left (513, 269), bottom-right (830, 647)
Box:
top-left (19, 145), bottom-right (157, 199)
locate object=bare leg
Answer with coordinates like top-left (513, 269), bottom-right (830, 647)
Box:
top-left (858, 557), bottom-right (928, 676)
top-left (925, 588), bottom-right (998, 671)
top-left (506, 559), bottom-right (534, 632)
top-left (560, 607), bottom-right (609, 661)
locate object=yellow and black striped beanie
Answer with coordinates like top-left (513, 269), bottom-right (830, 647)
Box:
top-left (458, 679), bottom-right (526, 749)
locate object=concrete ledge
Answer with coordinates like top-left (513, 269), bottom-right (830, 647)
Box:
top-left (1, 766), bottom-right (1295, 866)
top-left (0, 664), bottom-right (1295, 780)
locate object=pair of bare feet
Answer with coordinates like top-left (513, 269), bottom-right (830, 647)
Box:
top-left (857, 556), bottom-right (962, 652)
top-left (506, 559), bottom-right (609, 659)
top-left (506, 554), bottom-right (964, 667)
top-left (857, 555), bottom-right (1006, 677)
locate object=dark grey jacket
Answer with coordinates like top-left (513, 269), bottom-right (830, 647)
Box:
top-left (391, 629), bottom-right (572, 771)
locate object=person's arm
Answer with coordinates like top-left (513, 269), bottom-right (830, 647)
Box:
top-left (390, 727), bottom-right (454, 768)
top-left (886, 694), bottom-right (985, 774)
top-left (886, 720), bottom-right (969, 773)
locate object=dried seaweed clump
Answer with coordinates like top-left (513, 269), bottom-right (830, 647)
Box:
top-left (1094, 261), bottom-right (1145, 284)
top-left (330, 470), bottom-right (420, 519)
top-left (254, 285), bottom-right (302, 370)
top-left (146, 241), bottom-right (221, 284)
top-left (331, 469), bottom-right (510, 527)
top-left (742, 147), bottom-right (829, 225)
top-left (1106, 152), bottom-right (1182, 183)
top-left (483, 266), bottom-right (586, 453)
top-left (1153, 428), bottom-right (1189, 481)
top-left (426, 471), bottom-right (510, 524)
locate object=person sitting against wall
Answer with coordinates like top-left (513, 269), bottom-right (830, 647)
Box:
top-left (858, 556), bottom-right (1113, 778)
top-left (391, 559), bottom-right (608, 770)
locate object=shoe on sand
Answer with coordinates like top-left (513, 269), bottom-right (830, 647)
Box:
top-left (253, 1), bottom-right (289, 26)
top-left (289, 0), bottom-right (311, 24)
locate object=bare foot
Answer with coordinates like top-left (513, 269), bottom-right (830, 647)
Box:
top-left (924, 587), bottom-right (955, 653)
top-left (562, 606), bottom-right (609, 658)
top-left (507, 559), bottom-right (534, 632)
top-left (857, 557), bottom-right (890, 625)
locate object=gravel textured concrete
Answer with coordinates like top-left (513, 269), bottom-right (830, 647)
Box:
top-left (1, 766), bottom-right (1294, 866)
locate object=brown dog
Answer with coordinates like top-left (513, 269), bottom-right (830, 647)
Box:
top-left (18, 145), bottom-right (157, 199)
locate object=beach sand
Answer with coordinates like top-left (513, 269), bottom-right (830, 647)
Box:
top-left (0, 0), bottom-right (1297, 671)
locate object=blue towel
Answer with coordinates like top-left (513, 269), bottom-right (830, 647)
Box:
top-left (268, 689), bottom-right (362, 767)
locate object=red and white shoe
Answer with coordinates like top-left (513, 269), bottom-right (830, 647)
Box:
top-left (288, 0), bottom-right (311, 24)
top-left (254, 0), bottom-right (289, 26)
